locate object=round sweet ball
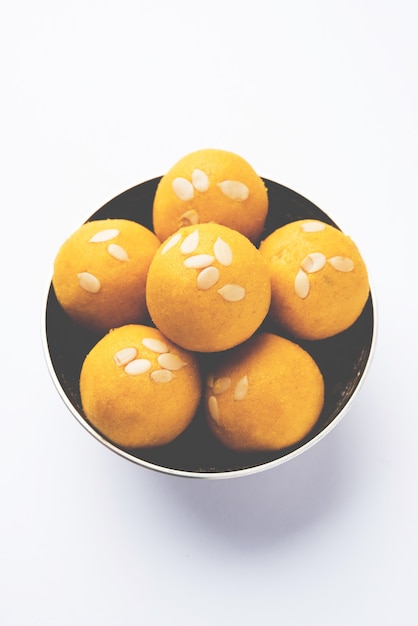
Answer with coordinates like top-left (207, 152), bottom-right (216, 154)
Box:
top-left (52, 218), bottom-right (161, 333)
top-left (80, 324), bottom-right (202, 448)
top-left (146, 223), bottom-right (271, 352)
top-left (259, 219), bottom-right (370, 340)
top-left (205, 332), bottom-right (324, 452)
top-left (152, 148), bottom-right (268, 243)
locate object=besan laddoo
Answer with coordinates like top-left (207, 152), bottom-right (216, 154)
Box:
top-left (146, 223), bottom-right (271, 352)
top-left (152, 148), bottom-right (268, 243)
top-left (52, 218), bottom-right (160, 333)
top-left (259, 219), bottom-right (370, 340)
top-left (80, 324), bottom-right (202, 448)
top-left (205, 332), bottom-right (325, 452)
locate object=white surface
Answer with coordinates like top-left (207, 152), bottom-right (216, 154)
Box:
top-left (2, 1), bottom-right (417, 624)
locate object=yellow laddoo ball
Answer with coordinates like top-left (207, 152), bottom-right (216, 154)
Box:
top-left (152, 148), bottom-right (268, 243)
top-left (52, 218), bottom-right (160, 333)
top-left (205, 333), bottom-right (324, 452)
top-left (259, 220), bottom-right (370, 340)
top-left (146, 223), bottom-right (271, 352)
top-left (80, 324), bottom-right (202, 448)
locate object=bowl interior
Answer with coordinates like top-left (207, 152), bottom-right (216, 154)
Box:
top-left (44, 177), bottom-right (375, 477)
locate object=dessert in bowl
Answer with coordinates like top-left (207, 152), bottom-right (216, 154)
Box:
top-left (43, 150), bottom-right (375, 478)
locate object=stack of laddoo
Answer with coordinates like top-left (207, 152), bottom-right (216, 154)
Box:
top-left (52, 148), bottom-right (369, 453)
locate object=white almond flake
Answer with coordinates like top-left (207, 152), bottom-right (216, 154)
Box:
top-left (180, 209), bottom-right (200, 226)
top-left (107, 243), bottom-right (129, 261)
top-left (328, 256), bottom-right (355, 272)
top-left (213, 237), bottom-right (233, 266)
top-left (172, 177), bottom-right (194, 201)
top-left (234, 375), bottom-right (249, 401)
top-left (294, 269), bottom-right (310, 299)
top-left (142, 338), bottom-right (169, 354)
top-left (184, 254), bottom-right (215, 269)
top-left (213, 377), bottom-right (232, 395)
top-left (151, 369), bottom-right (174, 383)
top-left (77, 272), bottom-right (101, 294)
top-left (157, 353), bottom-right (187, 371)
top-left (180, 229), bottom-right (200, 254)
top-left (161, 232), bottom-right (182, 255)
top-left (124, 359), bottom-right (152, 375)
top-left (301, 221), bottom-right (326, 233)
top-left (217, 180), bottom-right (249, 201)
top-left (89, 228), bottom-right (120, 243)
top-left (208, 395), bottom-right (220, 423)
top-left (207, 374), bottom-right (214, 388)
top-left (217, 284), bottom-right (246, 302)
top-left (197, 266), bottom-right (220, 290)
top-left (300, 252), bottom-right (326, 273)
top-left (114, 347), bottom-right (138, 367)
top-left (191, 169), bottom-right (210, 192)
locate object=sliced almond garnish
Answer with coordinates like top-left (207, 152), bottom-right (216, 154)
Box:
top-left (184, 254), bottom-right (215, 269)
top-left (213, 377), bottom-right (232, 395)
top-left (180, 209), bottom-right (199, 226)
top-left (217, 180), bottom-right (249, 201)
top-left (294, 269), bottom-right (310, 299)
top-left (234, 375), bottom-right (249, 401)
top-left (328, 256), bottom-right (355, 272)
top-left (208, 395), bottom-right (220, 423)
top-left (113, 347), bottom-right (138, 367)
top-left (89, 228), bottom-right (119, 243)
top-left (191, 169), bottom-right (210, 192)
top-left (213, 237), bottom-right (233, 266)
top-left (217, 284), bottom-right (246, 302)
top-left (107, 243), bottom-right (129, 261)
top-left (157, 353), bottom-right (187, 371)
top-left (161, 232), bottom-right (182, 255)
top-left (124, 359), bottom-right (152, 375)
top-left (197, 266), bottom-right (220, 290)
top-left (142, 338), bottom-right (170, 354)
top-left (180, 229), bottom-right (199, 254)
top-left (172, 177), bottom-right (194, 201)
top-left (77, 272), bottom-right (101, 293)
top-left (151, 369), bottom-right (174, 383)
top-left (301, 221), bottom-right (326, 232)
top-left (300, 252), bottom-right (326, 273)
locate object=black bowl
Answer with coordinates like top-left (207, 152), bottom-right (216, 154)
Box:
top-left (42, 177), bottom-right (376, 478)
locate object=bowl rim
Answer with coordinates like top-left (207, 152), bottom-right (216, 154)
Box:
top-left (41, 177), bottom-right (377, 480)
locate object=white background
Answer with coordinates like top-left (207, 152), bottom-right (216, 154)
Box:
top-left (2, 1), bottom-right (417, 624)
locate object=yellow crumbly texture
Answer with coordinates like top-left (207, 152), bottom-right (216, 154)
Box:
top-left (80, 324), bottom-right (202, 448)
top-left (152, 148), bottom-right (268, 243)
top-left (259, 220), bottom-right (370, 340)
top-left (52, 218), bottom-right (160, 332)
top-left (205, 333), bottom-right (324, 452)
top-left (146, 223), bottom-right (271, 352)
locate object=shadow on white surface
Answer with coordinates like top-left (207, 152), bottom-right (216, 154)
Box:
top-left (157, 436), bottom-right (350, 548)
top-left (106, 399), bottom-right (370, 554)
